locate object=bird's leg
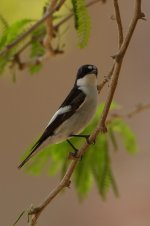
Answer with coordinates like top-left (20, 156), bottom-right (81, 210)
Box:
top-left (70, 134), bottom-right (95, 145)
top-left (67, 139), bottom-right (79, 159)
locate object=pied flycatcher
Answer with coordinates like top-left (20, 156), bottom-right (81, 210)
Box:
top-left (18, 64), bottom-right (98, 168)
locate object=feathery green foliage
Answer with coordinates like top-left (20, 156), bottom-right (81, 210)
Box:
top-left (72, 0), bottom-right (91, 48)
top-left (0, 14), bottom-right (9, 34)
top-left (28, 25), bottom-right (46, 74)
top-left (109, 118), bottom-right (138, 154)
top-left (0, 0), bottom-right (93, 77)
top-left (0, 19), bottom-right (33, 75)
top-left (30, 25), bottom-right (45, 58)
top-left (20, 103), bottom-right (138, 200)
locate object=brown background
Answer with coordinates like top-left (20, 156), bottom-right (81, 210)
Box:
top-left (0, 1), bottom-right (150, 226)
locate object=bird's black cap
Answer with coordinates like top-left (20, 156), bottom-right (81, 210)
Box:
top-left (76, 64), bottom-right (98, 79)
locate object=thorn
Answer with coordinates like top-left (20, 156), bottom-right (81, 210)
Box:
top-left (86, 136), bottom-right (96, 145)
top-left (100, 125), bottom-right (107, 133)
top-left (111, 54), bottom-right (117, 59)
top-left (68, 151), bottom-right (80, 160)
top-left (110, 15), bottom-right (116, 20)
top-left (111, 53), bottom-right (121, 62)
top-left (139, 12), bottom-right (146, 21)
top-left (28, 206), bottom-right (40, 215)
top-left (66, 180), bottom-right (71, 188)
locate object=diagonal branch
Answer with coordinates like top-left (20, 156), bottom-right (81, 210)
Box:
top-left (0, 0), bottom-right (66, 58)
top-left (24, 1), bottom-right (145, 226)
top-left (114, 0), bottom-right (145, 61)
top-left (5, 0), bottom-right (104, 70)
top-left (0, 0), bottom-right (103, 59)
top-left (111, 102), bottom-right (150, 119)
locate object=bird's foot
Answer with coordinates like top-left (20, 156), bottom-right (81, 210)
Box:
top-left (85, 135), bottom-right (95, 145)
top-left (68, 150), bottom-right (81, 160)
top-left (70, 134), bottom-right (95, 145)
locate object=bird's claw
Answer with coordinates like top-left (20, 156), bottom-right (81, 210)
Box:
top-left (68, 151), bottom-right (82, 160)
top-left (85, 135), bottom-right (96, 145)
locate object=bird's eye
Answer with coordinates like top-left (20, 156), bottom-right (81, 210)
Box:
top-left (87, 65), bottom-right (93, 70)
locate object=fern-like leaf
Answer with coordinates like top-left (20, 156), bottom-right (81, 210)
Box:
top-left (72, 0), bottom-right (91, 48)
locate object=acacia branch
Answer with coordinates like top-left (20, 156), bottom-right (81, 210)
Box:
top-left (114, 0), bottom-right (145, 61)
top-left (111, 102), bottom-right (150, 119)
top-left (6, 0), bottom-right (104, 70)
top-left (0, 0), bottom-right (66, 58)
top-left (23, 1), bottom-right (145, 226)
top-left (0, 0), bottom-right (103, 60)
top-left (42, 0), bottom-right (57, 57)
top-left (113, 0), bottom-right (123, 47)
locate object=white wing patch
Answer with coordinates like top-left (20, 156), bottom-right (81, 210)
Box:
top-left (47, 105), bottom-right (71, 127)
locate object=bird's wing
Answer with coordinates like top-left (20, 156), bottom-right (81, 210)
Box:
top-left (18, 87), bottom-right (86, 168)
top-left (39, 86), bottom-right (86, 141)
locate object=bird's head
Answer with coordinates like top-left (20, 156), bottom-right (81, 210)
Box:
top-left (75, 64), bottom-right (98, 87)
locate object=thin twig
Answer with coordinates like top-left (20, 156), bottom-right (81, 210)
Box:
top-left (126, 103), bottom-right (150, 118)
top-left (43, 0), bottom-right (57, 57)
top-left (25, 1), bottom-right (144, 226)
top-left (113, 0), bottom-right (123, 47)
top-left (97, 64), bottom-right (115, 93)
top-left (0, 0), bottom-right (102, 59)
top-left (0, 0), bottom-right (66, 58)
top-left (111, 102), bottom-right (150, 119)
top-left (113, 0), bottom-right (145, 61)
top-left (99, 0), bottom-right (145, 128)
top-left (7, 0), bottom-right (103, 70)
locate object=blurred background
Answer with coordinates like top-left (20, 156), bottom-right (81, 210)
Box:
top-left (0, 1), bottom-right (150, 226)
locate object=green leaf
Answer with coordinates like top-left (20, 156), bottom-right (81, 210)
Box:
top-left (91, 134), bottom-right (119, 199)
top-left (25, 148), bottom-right (51, 175)
top-left (108, 127), bottom-right (118, 151)
top-left (0, 14), bottom-right (9, 35)
top-left (5, 19), bottom-right (33, 44)
top-left (29, 64), bottom-right (42, 74)
top-left (110, 119), bottom-right (138, 154)
top-left (74, 148), bottom-right (93, 199)
top-left (0, 54), bottom-right (10, 74)
top-left (30, 41), bottom-right (45, 58)
top-left (30, 25), bottom-right (45, 58)
top-left (0, 19), bottom-right (33, 75)
top-left (72, 0), bottom-right (91, 48)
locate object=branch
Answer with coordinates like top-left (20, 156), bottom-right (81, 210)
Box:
top-left (126, 103), bottom-right (150, 118)
top-left (0, 0), bottom-right (103, 59)
top-left (42, 0), bottom-right (57, 57)
top-left (99, 0), bottom-right (145, 127)
top-left (111, 102), bottom-right (150, 119)
top-left (113, 0), bottom-right (123, 47)
top-left (113, 0), bottom-right (145, 61)
top-left (5, 0), bottom-right (104, 70)
top-left (0, 0), bottom-right (66, 58)
top-left (97, 64), bottom-right (115, 93)
top-left (23, 1), bottom-right (145, 226)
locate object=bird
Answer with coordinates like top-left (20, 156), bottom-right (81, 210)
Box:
top-left (18, 64), bottom-right (98, 169)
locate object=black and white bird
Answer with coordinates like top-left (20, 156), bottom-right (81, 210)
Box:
top-left (18, 64), bottom-right (98, 168)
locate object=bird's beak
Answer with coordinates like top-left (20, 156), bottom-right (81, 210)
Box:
top-left (91, 69), bottom-right (98, 75)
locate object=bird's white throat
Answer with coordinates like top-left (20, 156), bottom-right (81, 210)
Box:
top-left (77, 74), bottom-right (97, 87)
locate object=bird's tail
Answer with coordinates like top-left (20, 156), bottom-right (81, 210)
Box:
top-left (18, 141), bottom-right (41, 169)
